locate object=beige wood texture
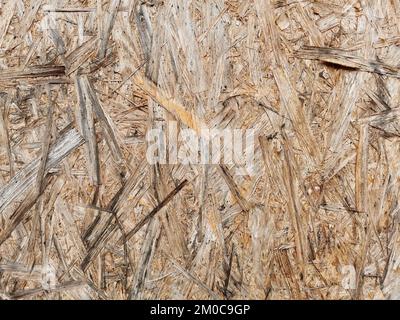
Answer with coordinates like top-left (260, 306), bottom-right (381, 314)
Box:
top-left (0, 0), bottom-right (400, 300)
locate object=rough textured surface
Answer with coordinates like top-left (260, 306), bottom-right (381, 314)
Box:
top-left (1, 0), bottom-right (400, 300)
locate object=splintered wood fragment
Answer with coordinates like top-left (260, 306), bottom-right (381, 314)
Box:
top-left (111, 60), bottom-right (147, 94)
top-left (294, 3), bottom-right (323, 46)
top-left (133, 74), bottom-right (208, 136)
top-left (274, 0), bottom-right (304, 8)
top-left (0, 96), bottom-right (13, 177)
top-left (259, 135), bottom-right (287, 198)
top-left (55, 197), bottom-right (87, 260)
top-left (296, 46), bottom-right (400, 78)
top-left (43, 6), bottom-right (129, 13)
top-left (98, 0), bottom-right (121, 59)
top-left (81, 162), bottom-right (149, 271)
top-left (276, 250), bottom-right (302, 299)
top-left (43, 6), bottom-right (96, 13)
top-left (197, 7), bottom-right (228, 43)
top-left (10, 281), bottom-right (84, 300)
top-left (118, 179), bottom-right (188, 244)
top-left (12, 0), bottom-right (42, 41)
top-left (281, 130), bottom-right (307, 274)
top-left (0, 262), bottom-right (41, 276)
top-left (355, 124), bottom-right (369, 213)
top-left (167, 256), bottom-right (221, 300)
top-left (366, 90), bottom-right (391, 111)
top-left (133, 5), bottom-right (152, 61)
top-left (75, 76), bottom-right (100, 186)
top-left (255, 0), bottom-right (321, 163)
top-left (373, 36), bottom-right (400, 49)
top-left (0, 78), bottom-right (71, 89)
top-left (218, 165), bottom-right (250, 213)
top-left (358, 108), bottom-right (400, 126)
top-left (48, 29), bottom-right (67, 65)
top-left (0, 65), bottom-right (65, 81)
top-left (81, 76), bottom-right (125, 168)
top-left (0, 176), bottom-right (52, 247)
top-left (322, 73), bottom-right (363, 179)
top-left (0, 127), bottom-right (84, 213)
top-left (130, 218), bottom-right (159, 300)
top-left (223, 245), bottom-right (235, 297)
top-left (316, 13), bottom-right (340, 32)
top-left (0, 1), bottom-right (15, 48)
top-left (35, 87), bottom-right (54, 194)
top-left (66, 37), bottom-right (99, 75)
top-left (0, 65), bottom-right (68, 88)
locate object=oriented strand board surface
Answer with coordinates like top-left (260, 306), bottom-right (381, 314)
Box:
top-left (0, 0), bottom-right (400, 300)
